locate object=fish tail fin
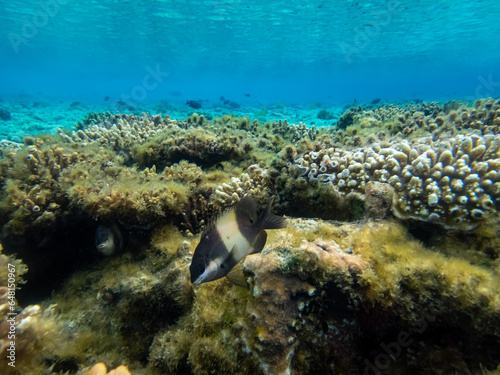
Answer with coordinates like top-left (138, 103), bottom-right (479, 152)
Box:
top-left (261, 197), bottom-right (287, 229)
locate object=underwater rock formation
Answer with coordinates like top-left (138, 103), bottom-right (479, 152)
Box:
top-left (149, 218), bottom-right (500, 375)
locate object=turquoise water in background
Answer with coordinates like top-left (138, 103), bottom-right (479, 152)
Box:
top-left (1, 0), bottom-right (500, 106)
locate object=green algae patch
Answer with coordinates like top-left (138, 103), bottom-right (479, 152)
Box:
top-left (349, 222), bottom-right (500, 336)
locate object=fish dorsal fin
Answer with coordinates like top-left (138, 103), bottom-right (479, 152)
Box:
top-left (201, 215), bottom-right (218, 237)
top-left (261, 198), bottom-right (287, 230)
top-left (252, 231), bottom-right (267, 254)
top-left (235, 196), bottom-right (257, 223)
top-left (201, 207), bottom-right (230, 237)
top-left (226, 262), bottom-right (249, 288)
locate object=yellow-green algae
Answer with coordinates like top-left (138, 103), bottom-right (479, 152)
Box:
top-left (149, 218), bottom-right (500, 374)
top-left (2, 216), bottom-right (499, 374)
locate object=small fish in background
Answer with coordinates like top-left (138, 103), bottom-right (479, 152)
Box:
top-left (190, 197), bottom-right (287, 286)
top-left (371, 98), bottom-right (381, 105)
top-left (244, 93), bottom-right (250, 97)
top-left (95, 222), bottom-right (124, 256)
top-left (221, 98), bottom-right (241, 108)
top-left (116, 100), bottom-right (135, 111)
top-left (69, 101), bottom-right (80, 108)
top-left (104, 96), bottom-right (110, 102)
top-left (186, 100), bottom-right (202, 109)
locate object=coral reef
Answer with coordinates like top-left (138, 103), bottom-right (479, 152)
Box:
top-left (0, 138), bottom-right (84, 235)
top-left (1, 99), bottom-right (499, 374)
top-left (75, 112), bottom-right (114, 130)
top-left (317, 109), bottom-right (336, 120)
top-left (211, 164), bottom-right (274, 210)
top-left (330, 98), bottom-right (500, 149)
top-left (267, 119), bottom-right (320, 144)
top-left (132, 127), bottom-right (250, 169)
top-left (283, 133), bottom-right (500, 228)
top-left (58, 113), bottom-right (178, 155)
top-left (0, 140), bottom-right (22, 158)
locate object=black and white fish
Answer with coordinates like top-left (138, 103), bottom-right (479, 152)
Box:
top-left (190, 197), bottom-right (286, 285)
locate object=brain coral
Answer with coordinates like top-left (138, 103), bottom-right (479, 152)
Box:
top-left (290, 133), bottom-right (500, 228)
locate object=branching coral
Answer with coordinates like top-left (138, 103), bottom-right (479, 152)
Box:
top-left (211, 164), bottom-right (274, 210)
top-left (330, 98), bottom-right (500, 149)
top-left (0, 140), bottom-right (82, 235)
top-left (59, 113), bottom-right (178, 152)
top-left (285, 132), bottom-right (500, 228)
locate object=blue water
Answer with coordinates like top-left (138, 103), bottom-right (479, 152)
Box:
top-left (1, 0), bottom-right (500, 105)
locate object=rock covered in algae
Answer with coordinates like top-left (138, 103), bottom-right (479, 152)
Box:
top-left (148, 218), bottom-right (500, 375)
top-left (2, 216), bottom-right (499, 374)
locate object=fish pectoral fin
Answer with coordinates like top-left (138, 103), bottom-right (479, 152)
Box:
top-left (261, 197), bottom-right (287, 229)
top-left (252, 231), bottom-right (267, 254)
top-left (226, 263), bottom-right (249, 288)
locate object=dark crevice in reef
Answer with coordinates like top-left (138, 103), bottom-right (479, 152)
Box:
top-left (1, 215), bottom-right (101, 306)
top-left (404, 219), bottom-right (448, 247)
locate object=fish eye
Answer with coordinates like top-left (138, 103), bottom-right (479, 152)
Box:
top-left (249, 219), bottom-right (254, 224)
top-left (198, 266), bottom-right (204, 275)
